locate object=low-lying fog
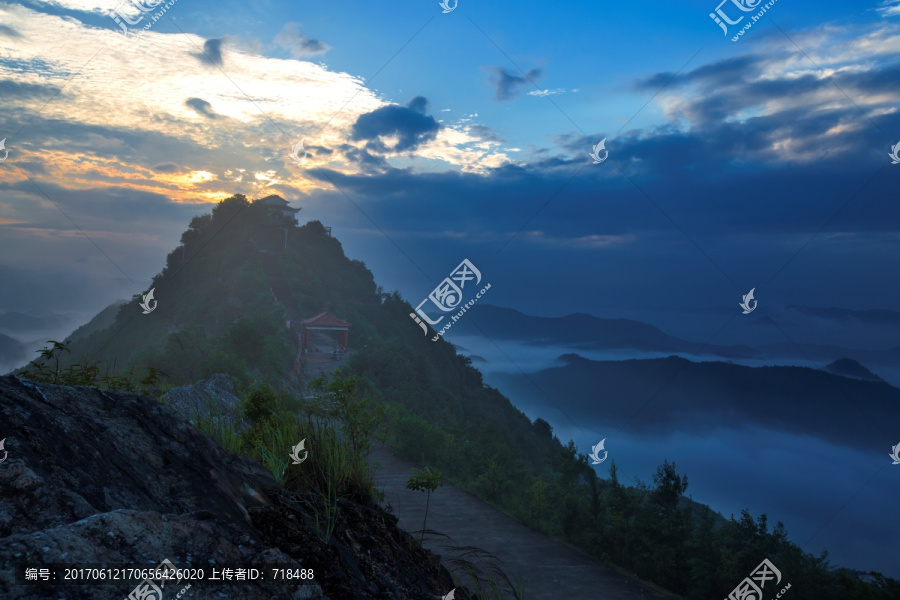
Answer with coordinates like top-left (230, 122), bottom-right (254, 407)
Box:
top-left (449, 333), bottom-right (900, 579)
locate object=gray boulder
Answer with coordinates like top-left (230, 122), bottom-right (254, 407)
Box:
top-left (0, 375), bottom-right (457, 600)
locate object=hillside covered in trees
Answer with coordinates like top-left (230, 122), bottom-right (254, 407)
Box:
top-left (25, 194), bottom-right (900, 600)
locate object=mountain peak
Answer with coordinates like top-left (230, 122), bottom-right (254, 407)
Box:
top-left (823, 358), bottom-right (884, 382)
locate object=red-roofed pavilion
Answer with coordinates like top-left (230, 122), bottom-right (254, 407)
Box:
top-left (300, 311), bottom-right (352, 351)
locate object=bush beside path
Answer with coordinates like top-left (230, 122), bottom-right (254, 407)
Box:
top-left (370, 445), bottom-right (671, 600)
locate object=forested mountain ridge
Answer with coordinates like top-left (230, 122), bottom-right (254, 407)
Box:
top-left (40, 194), bottom-right (900, 600)
top-left (492, 353), bottom-right (900, 452)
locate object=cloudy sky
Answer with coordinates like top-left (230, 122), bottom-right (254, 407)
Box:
top-left (1, 0), bottom-right (899, 325)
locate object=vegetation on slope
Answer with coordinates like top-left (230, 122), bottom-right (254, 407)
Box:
top-left (19, 194), bottom-right (899, 600)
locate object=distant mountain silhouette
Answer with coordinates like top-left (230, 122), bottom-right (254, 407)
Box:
top-left (790, 305), bottom-right (900, 325)
top-left (760, 341), bottom-right (900, 367)
top-left (0, 332), bottom-right (25, 365)
top-left (493, 353), bottom-right (900, 452)
top-left (452, 305), bottom-right (760, 358)
top-left (452, 305), bottom-right (900, 371)
top-left (0, 311), bottom-right (70, 333)
top-left (65, 300), bottom-right (124, 343)
top-left (825, 358), bottom-right (884, 382)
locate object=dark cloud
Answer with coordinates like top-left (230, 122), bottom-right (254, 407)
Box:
top-left (185, 98), bottom-right (218, 119)
top-left (466, 123), bottom-right (502, 143)
top-left (0, 179), bottom-right (199, 231)
top-left (634, 54), bottom-right (900, 131)
top-left (274, 23), bottom-right (331, 58)
top-left (0, 79), bottom-right (60, 99)
top-left (637, 55), bottom-right (761, 91)
top-left (194, 39), bottom-right (224, 67)
top-left (489, 66), bottom-right (542, 101)
top-left (310, 81), bottom-right (900, 295)
top-left (336, 144), bottom-right (389, 171)
top-left (11, 160), bottom-right (48, 175)
top-left (359, 148), bottom-right (389, 170)
top-left (350, 97), bottom-right (440, 154)
top-left (152, 163), bottom-right (183, 173)
top-left (407, 96), bottom-right (428, 113)
top-left (0, 25), bottom-right (22, 38)
top-left (835, 61), bottom-right (900, 96)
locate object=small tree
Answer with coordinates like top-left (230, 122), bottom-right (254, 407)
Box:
top-left (20, 340), bottom-right (70, 383)
top-left (405, 466), bottom-right (443, 543)
top-left (651, 459), bottom-right (688, 516)
top-left (240, 382), bottom-right (281, 450)
top-left (532, 417), bottom-right (553, 439)
top-left (308, 370), bottom-right (383, 458)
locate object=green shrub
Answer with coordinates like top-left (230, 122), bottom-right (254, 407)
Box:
top-left (392, 413), bottom-right (443, 463)
top-left (308, 369), bottom-right (384, 458)
top-left (18, 341), bottom-right (164, 395)
top-left (241, 382), bottom-right (280, 425)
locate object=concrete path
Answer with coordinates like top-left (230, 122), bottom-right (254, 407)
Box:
top-left (370, 446), bottom-right (670, 600)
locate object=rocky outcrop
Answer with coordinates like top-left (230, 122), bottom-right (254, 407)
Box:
top-left (161, 373), bottom-right (246, 432)
top-left (0, 375), bottom-right (457, 599)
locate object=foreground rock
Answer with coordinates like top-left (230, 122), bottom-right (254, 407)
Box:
top-left (0, 375), bottom-right (456, 600)
top-left (161, 373), bottom-right (247, 432)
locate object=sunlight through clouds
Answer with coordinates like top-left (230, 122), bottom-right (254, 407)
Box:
top-left (0, 3), bottom-right (510, 205)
